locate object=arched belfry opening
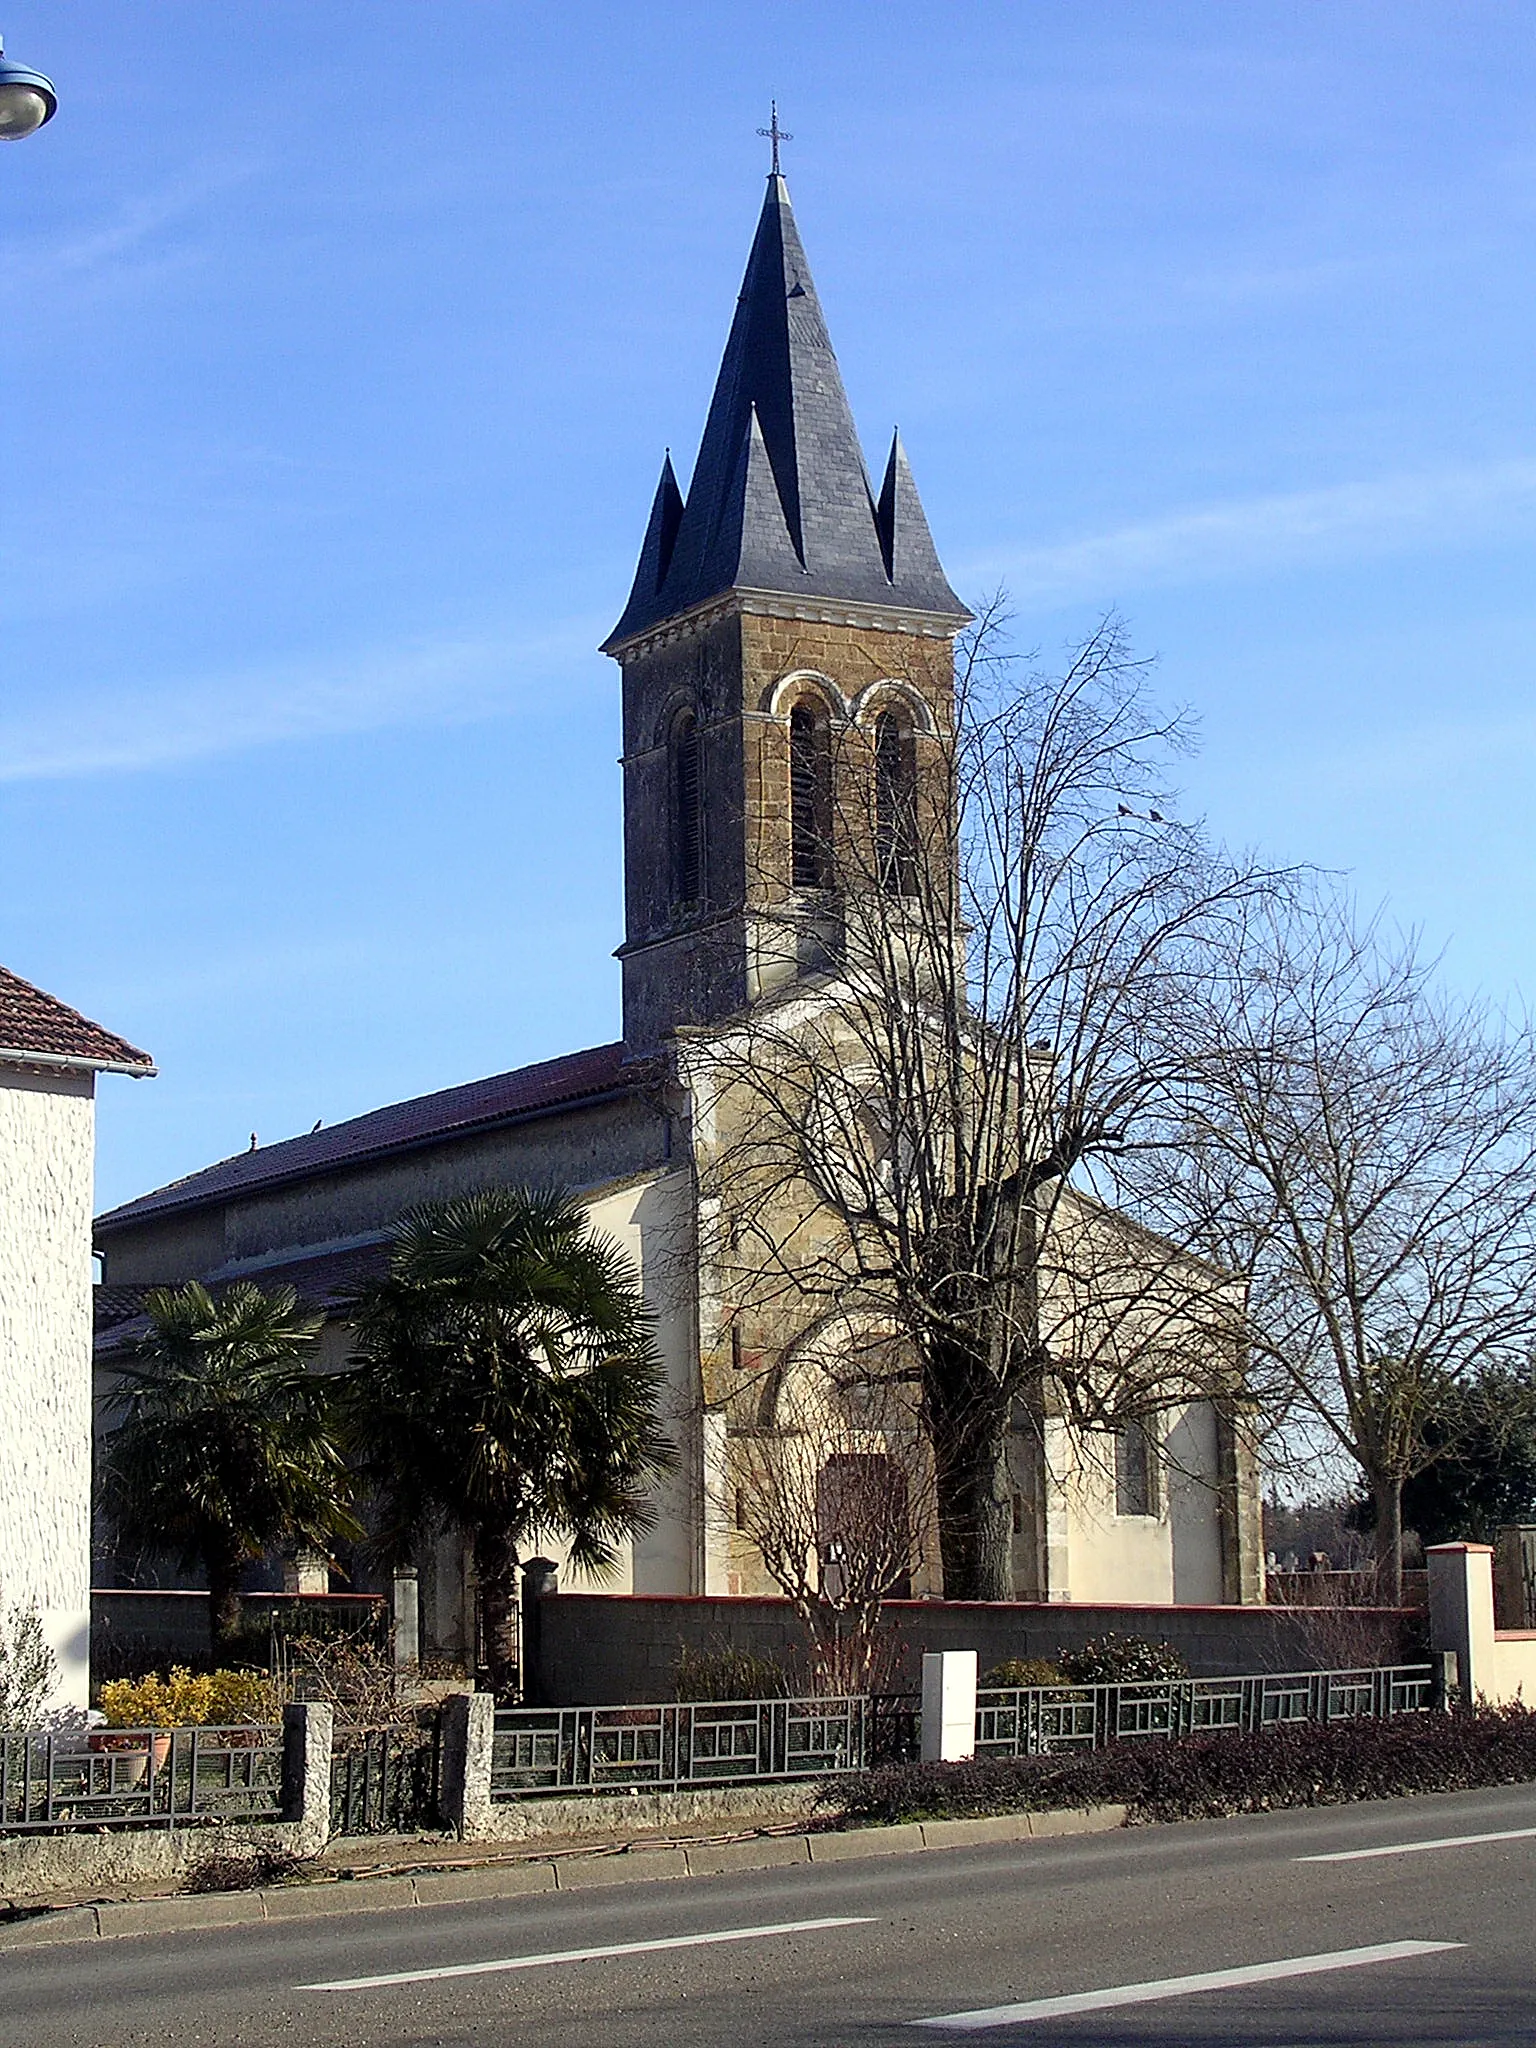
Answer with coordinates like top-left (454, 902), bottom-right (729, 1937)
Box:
top-left (873, 707), bottom-right (917, 895)
top-left (789, 699), bottom-right (833, 890)
top-left (671, 710), bottom-right (703, 908)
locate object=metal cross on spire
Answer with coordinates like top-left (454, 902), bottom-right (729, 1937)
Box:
top-left (757, 101), bottom-right (792, 176)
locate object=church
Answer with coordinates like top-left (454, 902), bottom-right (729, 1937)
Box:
top-left (95, 170), bottom-right (1263, 1668)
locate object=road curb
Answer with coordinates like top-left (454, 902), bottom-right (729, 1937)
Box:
top-left (0, 1804), bottom-right (1125, 1949)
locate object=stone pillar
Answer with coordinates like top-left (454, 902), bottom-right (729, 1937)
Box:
top-left (439, 1690), bottom-right (496, 1839)
top-left (1426, 1543), bottom-right (1497, 1704)
top-left (921, 1650), bottom-right (977, 1763)
top-left (392, 1566), bottom-right (420, 1673)
top-left (280, 1700), bottom-right (333, 1854)
top-left (282, 1549), bottom-right (330, 1596)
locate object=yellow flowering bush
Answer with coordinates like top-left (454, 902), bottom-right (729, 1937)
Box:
top-left (205, 1669), bottom-right (283, 1725)
top-left (99, 1667), bottom-right (282, 1728)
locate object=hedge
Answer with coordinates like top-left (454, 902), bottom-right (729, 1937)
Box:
top-left (826, 1704), bottom-right (1536, 1827)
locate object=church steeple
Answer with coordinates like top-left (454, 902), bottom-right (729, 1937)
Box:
top-left (608, 174), bottom-right (969, 1053)
top-left (604, 176), bottom-right (967, 652)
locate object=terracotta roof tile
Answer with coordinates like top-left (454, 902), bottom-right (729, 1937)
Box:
top-left (0, 964), bottom-right (153, 1074)
top-left (96, 1040), bottom-right (646, 1232)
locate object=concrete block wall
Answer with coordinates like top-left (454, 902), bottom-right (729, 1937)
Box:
top-left (523, 1592), bottom-right (1421, 1704)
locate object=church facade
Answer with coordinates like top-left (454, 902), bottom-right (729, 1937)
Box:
top-left (95, 173), bottom-right (1262, 1666)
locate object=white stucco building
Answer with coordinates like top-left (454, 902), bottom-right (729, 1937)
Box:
top-left (0, 966), bottom-right (153, 1709)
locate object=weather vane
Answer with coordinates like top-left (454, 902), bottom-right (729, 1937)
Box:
top-left (758, 101), bottom-right (792, 176)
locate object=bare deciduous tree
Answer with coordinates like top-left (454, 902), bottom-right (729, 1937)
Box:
top-left (726, 1351), bottom-right (930, 1691)
top-left (692, 610), bottom-right (1282, 1599)
top-left (1131, 892), bottom-right (1536, 1602)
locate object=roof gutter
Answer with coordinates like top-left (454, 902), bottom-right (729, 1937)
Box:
top-left (0, 1045), bottom-right (157, 1079)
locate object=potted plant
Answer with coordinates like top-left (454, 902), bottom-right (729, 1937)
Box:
top-left (93, 1668), bottom-right (212, 1782)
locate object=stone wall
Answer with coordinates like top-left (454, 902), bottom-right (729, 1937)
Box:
top-left (522, 1592), bottom-right (1424, 1704)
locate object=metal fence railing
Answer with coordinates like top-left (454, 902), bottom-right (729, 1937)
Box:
top-left (975, 1664), bottom-right (1434, 1759)
top-left (330, 1724), bottom-right (441, 1835)
top-left (0, 1725), bottom-right (284, 1833)
top-left (491, 1695), bottom-right (869, 1800)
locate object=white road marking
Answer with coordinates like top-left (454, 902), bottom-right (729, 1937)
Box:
top-left (909, 1939), bottom-right (1461, 2031)
top-left (1298, 1825), bottom-right (1536, 1863)
top-left (299, 1913), bottom-right (876, 1992)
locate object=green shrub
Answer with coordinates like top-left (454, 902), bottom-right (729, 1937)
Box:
top-left (983, 1658), bottom-right (1063, 1688)
top-left (0, 1599), bottom-right (57, 1729)
top-left (825, 1704), bottom-right (1536, 1827)
top-left (1056, 1635), bottom-right (1188, 1683)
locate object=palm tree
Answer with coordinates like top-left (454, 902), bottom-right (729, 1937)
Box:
top-left (101, 1281), bottom-right (359, 1663)
top-left (344, 1187), bottom-right (673, 1698)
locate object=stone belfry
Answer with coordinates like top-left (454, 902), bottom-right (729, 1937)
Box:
top-left (603, 171), bottom-right (970, 1052)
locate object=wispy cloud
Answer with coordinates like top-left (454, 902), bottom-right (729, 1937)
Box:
top-left (9, 162), bottom-right (258, 309)
top-left (0, 622), bottom-right (601, 783)
top-left (970, 458), bottom-right (1536, 608)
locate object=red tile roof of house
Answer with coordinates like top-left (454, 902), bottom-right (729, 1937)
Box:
top-left (95, 1040), bottom-right (647, 1232)
top-left (0, 964), bottom-right (154, 1075)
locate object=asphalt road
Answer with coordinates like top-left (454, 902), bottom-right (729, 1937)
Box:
top-left (6, 1784), bottom-right (1536, 2048)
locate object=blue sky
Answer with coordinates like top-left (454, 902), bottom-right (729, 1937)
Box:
top-left (3, 2), bottom-right (1534, 1216)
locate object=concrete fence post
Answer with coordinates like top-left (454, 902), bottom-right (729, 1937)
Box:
top-left (392, 1566), bottom-right (420, 1673)
top-left (921, 1650), bottom-right (978, 1763)
top-left (519, 1557), bottom-right (558, 1705)
top-left (439, 1690), bottom-right (496, 1838)
top-left (279, 1700), bottom-right (333, 1854)
top-left (1426, 1542), bottom-right (1497, 1704)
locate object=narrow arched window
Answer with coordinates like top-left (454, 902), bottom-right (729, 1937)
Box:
top-left (672, 712), bottom-right (702, 906)
top-left (1115, 1418), bottom-right (1158, 1518)
top-left (874, 707), bottom-right (917, 894)
top-left (789, 700), bottom-right (832, 889)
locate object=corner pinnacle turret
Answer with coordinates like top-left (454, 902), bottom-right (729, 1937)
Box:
top-left (604, 175), bottom-right (969, 652)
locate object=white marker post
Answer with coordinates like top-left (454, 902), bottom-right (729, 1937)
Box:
top-left (921, 1650), bottom-right (978, 1763)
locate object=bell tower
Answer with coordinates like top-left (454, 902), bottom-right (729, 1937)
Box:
top-left (602, 172), bottom-right (970, 1052)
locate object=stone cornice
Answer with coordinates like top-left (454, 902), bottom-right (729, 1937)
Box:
top-left (604, 587), bottom-right (967, 664)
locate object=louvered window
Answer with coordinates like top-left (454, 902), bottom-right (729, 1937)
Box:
top-left (672, 713), bottom-right (702, 905)
top-left (790, 702), bottom-right (832, 888)
top-left (874, 708), bottom-right (917, 894)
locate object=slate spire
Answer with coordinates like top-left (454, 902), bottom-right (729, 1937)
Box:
top-left (627, 451), bottom-right (685, 606)
top-left (605, 176), bottom-right (968, 650)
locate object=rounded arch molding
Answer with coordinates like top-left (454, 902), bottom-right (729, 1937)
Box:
top-left (648, 685), bottom-right (703, 753)
top-left (760, 670), bottom-right (850, 722)
top-left (756, 1308), bottom-right (913, 1431)
top-left (848, 678), bottom-right (937, 736)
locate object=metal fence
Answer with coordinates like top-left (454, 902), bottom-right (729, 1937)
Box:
top-left (0, 1725), bottom-right (283, 1833)
top-left (492, 1695), bottom-right (868, 1799)
top-left (330, 1724), bottom-right (441, 1835)
top-left (975, 1664), bottom-right (1434, 1759)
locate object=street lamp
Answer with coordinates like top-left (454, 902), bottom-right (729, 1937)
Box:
top-left (0, 31), bottom-right (57, 141)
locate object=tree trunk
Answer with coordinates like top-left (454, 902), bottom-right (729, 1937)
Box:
top-left (925, 1339), bottom-right (1013, 1601)
top-left (475, 1526), bottom-right (521, 1700)
top-left (204, 1544), bottom-right (244, 1666)
top-left (1372, 1473), bottom-right (1405, 1606)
